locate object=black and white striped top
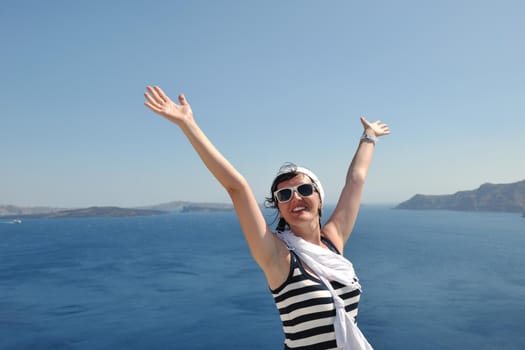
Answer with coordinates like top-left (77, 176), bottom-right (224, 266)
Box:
top-left (271, 238), bottom-right (361, 350)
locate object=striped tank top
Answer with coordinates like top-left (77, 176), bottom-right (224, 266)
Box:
top-left (270, 237), bottom-right (361, 350)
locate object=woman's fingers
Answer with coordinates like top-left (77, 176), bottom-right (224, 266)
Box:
top-left (144, 91), bottom-right (159, 106)
top-left (153, 86), bottom-right (169, 103)
top-left (145, 85), bottom-right (176, 116)
top-left (360, 116), bottom-right (391, 136)
top-left (178, 93), bottom-right (188, 106)
top-left (146, 86), bottom-right (165, 104)
top-left (144, 101), bottom-right (161, 114)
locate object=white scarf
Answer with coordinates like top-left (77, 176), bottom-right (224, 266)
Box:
top-left (276, 230), bottom-right (373, 350)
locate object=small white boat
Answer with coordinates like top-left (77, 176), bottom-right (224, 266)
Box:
top-left (12, 219), bottom-right (22, 224)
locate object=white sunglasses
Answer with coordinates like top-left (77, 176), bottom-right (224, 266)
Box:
top-left (273, 183), bottom-right (316, 203)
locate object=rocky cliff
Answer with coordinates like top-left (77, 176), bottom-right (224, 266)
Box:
top-left (396, 180), bottom-right (525, 212)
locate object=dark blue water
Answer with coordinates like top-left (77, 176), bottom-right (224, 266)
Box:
top-left (1, 207), bottom-right (524, 349)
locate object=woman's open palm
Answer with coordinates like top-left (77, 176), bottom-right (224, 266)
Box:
top-left (360, 116), bottom-right (390, 137)
top-left (144, 86), bottom-right (193, 125)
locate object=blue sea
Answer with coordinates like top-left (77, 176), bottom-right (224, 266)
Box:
top-left (1, 206), bottom-right (524, 350)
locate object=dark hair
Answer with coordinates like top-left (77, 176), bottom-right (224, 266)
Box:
top-left (264, 169), bottom-right (322, 232)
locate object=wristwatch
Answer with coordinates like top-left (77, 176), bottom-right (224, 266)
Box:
top-left (360, 133), bottom-right (377, 144)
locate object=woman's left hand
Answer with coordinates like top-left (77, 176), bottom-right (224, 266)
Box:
top-left (360, 116), bottom-right (391, 137)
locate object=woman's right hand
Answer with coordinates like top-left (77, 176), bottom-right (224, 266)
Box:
top-left (144, 85), bottom-right (193, 126)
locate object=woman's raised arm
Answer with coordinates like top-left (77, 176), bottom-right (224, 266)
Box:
top-left (322, 116), bottom-right (390, 252)
top-left (144, 86), bottom-right (280, 270)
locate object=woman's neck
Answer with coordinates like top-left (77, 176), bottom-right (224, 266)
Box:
top-left (289, 221), bottom-right (322, 246)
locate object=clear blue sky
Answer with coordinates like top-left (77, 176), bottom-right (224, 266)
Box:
top-left (1, 0), bottom-right (524, 208)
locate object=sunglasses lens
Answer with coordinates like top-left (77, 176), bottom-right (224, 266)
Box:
top-left (298, 184), bottom-right (314, 196)
top-left (276, 189), bottom-right (292, 202)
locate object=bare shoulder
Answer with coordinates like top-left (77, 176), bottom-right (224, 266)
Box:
top-left (262, 234), bottom-right (293, 290)
top-left (321, 224), bottom-right (345, 254)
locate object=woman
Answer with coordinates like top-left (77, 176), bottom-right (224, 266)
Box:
top-left (144, 85), bottom-right (390, 350)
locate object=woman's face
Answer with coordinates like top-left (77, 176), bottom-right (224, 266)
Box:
top-left (275, 174), bottom-right (322, 227)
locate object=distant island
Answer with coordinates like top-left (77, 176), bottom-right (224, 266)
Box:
top-left (137, 201), bottom-right (234, 213)
top-left (0, 206), bottom-right (166, 219)
top-left (395, 179), bottom-right (525, 215)
top-left (0, 201), bottom-right (234, 219)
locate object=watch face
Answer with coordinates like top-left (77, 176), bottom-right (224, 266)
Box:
top-left (361, 134), bottom-right (376, 143)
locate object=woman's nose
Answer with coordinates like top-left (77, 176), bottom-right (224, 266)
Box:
top-left (291, 189), bottom-right (302, 200)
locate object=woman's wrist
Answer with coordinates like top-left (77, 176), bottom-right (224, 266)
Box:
top-left (360, 132), bottom-right (377, 145)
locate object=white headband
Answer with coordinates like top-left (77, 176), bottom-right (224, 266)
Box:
top-left (274, 163), bottom-right (325, 203)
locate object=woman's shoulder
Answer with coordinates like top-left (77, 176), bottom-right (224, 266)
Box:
top-left (320, 235), bottom-right (341, 254)
top-left (264, 232), bottom-right (294, 290)
top-left (320, 227), bottom-right (344, 254)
